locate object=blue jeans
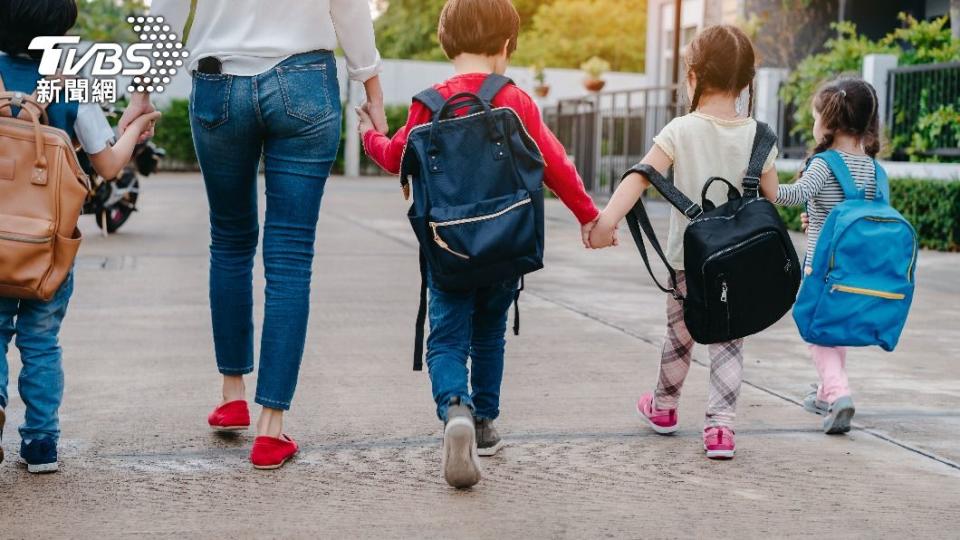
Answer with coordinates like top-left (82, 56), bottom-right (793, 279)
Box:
top-left (0, 272), bottom-right (74, 442)
top-left (426, 277), bottom-right (519, 422)
top-left (189, 51), bottom-right (341, 410)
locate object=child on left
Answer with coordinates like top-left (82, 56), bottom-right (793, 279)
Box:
top-left (0, 0), bottom-right (160, 473)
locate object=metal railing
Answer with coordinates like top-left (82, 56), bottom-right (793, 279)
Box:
top-left (887, 61), bottom-right (960, 159)
top-left (543, 85), bottom-right (684, 195)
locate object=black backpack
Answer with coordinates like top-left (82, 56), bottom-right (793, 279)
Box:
top-left (623, 122), bottom-right (801, 344)
top-left (401, 74), bottom-right (546, 370)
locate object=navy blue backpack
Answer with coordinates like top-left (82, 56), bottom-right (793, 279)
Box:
top-left (400, 74), bottom-right (546, 370)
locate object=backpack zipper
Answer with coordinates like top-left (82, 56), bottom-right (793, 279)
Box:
top-left (428, 197), bottom-right (532, 260)
top-left (828, 216), bottom-right (917, 282)
top-left (0, 232), bottom-right (52, 244)
top-left (830, 284), bottom-right (905, 300)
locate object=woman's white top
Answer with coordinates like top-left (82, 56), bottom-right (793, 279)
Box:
top-left (150, 0), bottom-right (382, 80)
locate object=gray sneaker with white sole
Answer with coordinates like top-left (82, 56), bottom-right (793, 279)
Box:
top-left (475, 418), bottom-right (504, 457)
top-left (441, 400), bottom-right (481, 488)
top-left (803, 384), bottom-right (829, 416)
top-left (823, 396), bottom-right (856, 434)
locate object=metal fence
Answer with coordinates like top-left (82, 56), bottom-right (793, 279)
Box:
top-left (543, 85), bottom-right (684, 195)
top-left (887, 61), bottom-right (960, 159)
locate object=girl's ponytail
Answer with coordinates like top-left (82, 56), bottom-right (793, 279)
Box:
top-left (810, 78), bottom-right (883, 158)
top-left (685, 25), bottom-right (756, 114)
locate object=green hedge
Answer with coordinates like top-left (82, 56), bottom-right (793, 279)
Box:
top-left (777, 171), bottom-right (960, 251)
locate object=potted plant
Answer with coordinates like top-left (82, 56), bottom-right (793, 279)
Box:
top-left (581, 56), bottom-right (610, 93)
top-left (532, 63), bottom-right (550, 98)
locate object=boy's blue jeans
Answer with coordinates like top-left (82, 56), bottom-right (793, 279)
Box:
top-left (189, 51), bottom-right (341, 410)
top-left (0, 272), bottom-right (74, 443)
top-left (426, 277), bottom-right (518, 422)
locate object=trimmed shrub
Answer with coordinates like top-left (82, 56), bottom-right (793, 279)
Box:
top-left (777, 171), bottom-right (960, 251)
top-left (153, 99), bottom-right (198, 168)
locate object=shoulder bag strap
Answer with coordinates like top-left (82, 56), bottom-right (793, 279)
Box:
top-left (181, 0), bottom-right (199, 45)
top-left (873, 160), bottom-right (890, 202)
top-left (815, 150), bottom-right (862, 200)
top-left (742, 121), bottom-right (778, 197)
top-left (476, 73), bottom-right (513, 104)
top-left (412, 88), bottom-right (446, 116)
top-left (621, 164), bottom-right (684, 300)
top-left (412, 251), bottom-right (428, 371)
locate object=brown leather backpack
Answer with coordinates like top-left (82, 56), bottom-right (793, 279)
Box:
top-left (0, 77), bottom-right (90, 301)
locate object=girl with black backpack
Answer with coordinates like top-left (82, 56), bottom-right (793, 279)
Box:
top-left (589, 25), bottom-right (781, 459)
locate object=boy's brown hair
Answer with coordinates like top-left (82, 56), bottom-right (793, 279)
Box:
top-left (684, 24), bottom-right (756, 114)
top-left (437, 0), bottom-right (520, 59)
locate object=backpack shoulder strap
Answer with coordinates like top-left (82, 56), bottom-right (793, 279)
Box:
top-left (743, 121), bottom-right (778, 197)
top-left (873, 160), bottom-right (890, 202)
top-left (476, 73), bottom-right (513, 104)
top-left (412, 87), bottom-right (446, 116)
top-left (620, 163), bottom-right (690, 300)
top-left (814, 150), bottom-right (862, 200)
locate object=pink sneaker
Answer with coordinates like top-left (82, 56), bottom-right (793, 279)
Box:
top-left (636, 393), bottom-right (678, 434)
top-left (703, 426), bottom-right (735, 459)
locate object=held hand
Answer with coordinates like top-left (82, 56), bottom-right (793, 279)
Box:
top-left (119, 92), bottom-right (156, 143)
top-left (129, 111), bottom-right (162, 139)
top-left (580, 218), bottom-right (598, 248)
top-left (363, 101), bottom-right (388, 134)
top-left (588, 215), bottom-right (619, 249)
top-left (356, 106), bottom-right (375, 136)
top-left (800, 212), bottom-right (810, 232)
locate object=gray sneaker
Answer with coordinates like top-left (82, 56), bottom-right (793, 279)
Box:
top-left (823, 396), bottom-right (856, 434)
top-left (475, 418), bottom-right (504, 457)
top-left (441, 400), bottom-right (481, 488)
top-left (803, 384), bottom-right (829, 416)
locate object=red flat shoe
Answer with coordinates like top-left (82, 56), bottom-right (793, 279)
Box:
top-left (208, 400), bottom-right (250, 431)
top-left (251, 434), bottom-right (298, 470)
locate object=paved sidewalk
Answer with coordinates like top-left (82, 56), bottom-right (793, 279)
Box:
top-left (0, 175), bottom-right (958, 538)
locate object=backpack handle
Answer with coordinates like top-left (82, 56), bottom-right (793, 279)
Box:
top-left (700, 176), bottom-right (741, 212)
top-left (428, 92), bottom-right (504, 147)
top-left (0, 96), bottom-right (49, 184)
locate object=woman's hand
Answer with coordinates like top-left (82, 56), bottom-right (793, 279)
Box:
top-left (362, 76), bottom-right (389, 134)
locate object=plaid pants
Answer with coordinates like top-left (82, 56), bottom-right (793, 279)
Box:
top-left (653, 271), bottom-right (744, 428)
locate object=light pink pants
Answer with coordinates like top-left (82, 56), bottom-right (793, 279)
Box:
top-left (810, 345), bottom-right (850, 403)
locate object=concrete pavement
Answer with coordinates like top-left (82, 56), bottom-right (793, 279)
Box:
top-left (0, 174), bottom-right (958, 538)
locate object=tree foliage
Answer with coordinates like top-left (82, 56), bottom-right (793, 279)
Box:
top-left (73, 0), bottom-right (148, 43)
top-left (375, 0), bottom-right (646, 72)
top-left (780, 15), bottom-right (959, 151)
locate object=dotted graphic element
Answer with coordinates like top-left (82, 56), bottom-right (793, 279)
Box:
top-left (125, 15), bottom-right (189, 94)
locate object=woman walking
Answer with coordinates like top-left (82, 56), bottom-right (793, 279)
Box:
top-left (131, 0), bottom-right (386, 469)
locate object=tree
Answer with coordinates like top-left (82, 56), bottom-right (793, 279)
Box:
top-left (374, 0), bottom-right (447, 61)
top-left (73, 0), bottom-right (148, 43)
top-left (512, 0), bottom-right (646, 72)
top-left (374, 0), bottom-right (646, 72)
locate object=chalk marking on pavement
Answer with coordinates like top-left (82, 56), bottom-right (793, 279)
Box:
top-left (326, 208), bottom-right (960, 473)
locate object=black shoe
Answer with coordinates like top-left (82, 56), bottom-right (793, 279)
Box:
top-left (441, 398), bottom-right (481, 488)
top-left (475, 418), bottom-right (504, 457)
top-left (19, 438), bottom-right (58, 473)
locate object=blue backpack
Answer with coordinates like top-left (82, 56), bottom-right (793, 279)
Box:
top-left (792, 150), bottom-right (918, 351)
top-left (401, 74), bottom-right (545, 369)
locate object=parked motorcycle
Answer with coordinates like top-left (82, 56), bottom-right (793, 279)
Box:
top-left (77, 104), bottom-right (165, 235)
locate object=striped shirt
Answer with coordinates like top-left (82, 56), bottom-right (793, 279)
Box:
top-left (776, 151), bottom-right (878, 266)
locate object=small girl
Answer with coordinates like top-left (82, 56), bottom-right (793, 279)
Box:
top-left (775, 78), bottom-right (882, 434)
top-left (589, 25), bottom-right (779, 459)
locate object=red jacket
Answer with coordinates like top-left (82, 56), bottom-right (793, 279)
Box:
top-left (362, 73), bottom-right (600, 225)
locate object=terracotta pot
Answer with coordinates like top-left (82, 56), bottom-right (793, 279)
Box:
top-left (584, 78), bottom-right (606, 92)
top-left (534, 84), bottom-right (551, 98)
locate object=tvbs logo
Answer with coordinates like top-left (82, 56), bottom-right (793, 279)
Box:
top-left (28, 15), bottom-right (187, 96)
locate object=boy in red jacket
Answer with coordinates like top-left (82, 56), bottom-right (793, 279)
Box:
top-left (358, 0), bottom-right (600, 488)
